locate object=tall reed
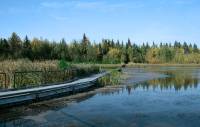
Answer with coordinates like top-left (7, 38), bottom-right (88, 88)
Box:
top-left (0, 59), bottom-right (100, 89)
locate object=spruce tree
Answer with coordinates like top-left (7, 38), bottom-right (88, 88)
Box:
top-left (9, 32), bottom-right (22, 58)
top-left (22, 35), bottom-right (32, 59)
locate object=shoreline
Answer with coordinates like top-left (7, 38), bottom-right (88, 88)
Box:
top-left (75, 63), bottom-right (200, 68)
top-left (126, 63), bottom-right (200, 67)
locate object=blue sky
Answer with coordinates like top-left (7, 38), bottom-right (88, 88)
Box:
top-left (0, 0), bottom-right (200, 45)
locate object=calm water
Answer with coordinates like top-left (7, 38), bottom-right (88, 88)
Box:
top-left (1, 67), bottom-right (200, 127)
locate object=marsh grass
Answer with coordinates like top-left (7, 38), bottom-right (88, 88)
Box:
top-left (0, 59), bottom-right (100, 89)
top-left (98, 69), bottom-right (122, 86)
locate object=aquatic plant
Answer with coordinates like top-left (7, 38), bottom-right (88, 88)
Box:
top-left (58, 59), bottom-right (72, 70)
top-left (97, 69), bottom-right (122, 86)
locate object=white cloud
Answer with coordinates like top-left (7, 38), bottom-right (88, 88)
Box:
top-left (40, 1), bottom-right (144, 12)
top-left (74, 1), bottom-right (144, 11)
top-left (75, 1), bottom-right (104, 9)
top-left (40, 1), bottom-right (71, 9)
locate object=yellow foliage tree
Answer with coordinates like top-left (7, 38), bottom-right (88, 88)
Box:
top-left (103, 48), bottom-right (121, 64)
top-left (145, 48), bottom-right (160, 64)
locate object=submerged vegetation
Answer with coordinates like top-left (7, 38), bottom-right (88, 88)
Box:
top-left (0, 32), bottom-right (200, 64)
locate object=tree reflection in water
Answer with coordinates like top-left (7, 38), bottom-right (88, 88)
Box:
top-left (126, 69), bottom-right (200, 93)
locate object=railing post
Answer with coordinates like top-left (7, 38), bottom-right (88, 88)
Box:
top-left (20, 72), bottom-right (23, 87)
top-left (43, 70), bottom-right (47, 84)
top-left (13, 72), bottom-right (16, 89)
top-left (0, 73), bottom-right (6, 89)
top-left (4, 73), bottom-right (6, 88)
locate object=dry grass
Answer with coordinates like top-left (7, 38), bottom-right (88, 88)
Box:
top-left (0, 59), bottom-right (100, 89)
top-left (0, 59), bottom-right (58, 73)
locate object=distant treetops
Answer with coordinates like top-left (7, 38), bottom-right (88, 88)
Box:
top-left (0, 32), bottom-right (199, 64)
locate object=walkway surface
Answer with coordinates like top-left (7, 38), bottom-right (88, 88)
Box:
top-left (0, 72), bottom-right (108, 107)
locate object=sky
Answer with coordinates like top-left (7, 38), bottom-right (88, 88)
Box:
top-left (0, 0), bottom-right (200, 45)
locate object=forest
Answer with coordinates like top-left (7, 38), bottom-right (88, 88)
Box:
top-left (0, 32), bottom-right (200, 64)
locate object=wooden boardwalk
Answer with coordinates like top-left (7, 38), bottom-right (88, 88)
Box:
top-left (0, 72), bottom-right (108, 108)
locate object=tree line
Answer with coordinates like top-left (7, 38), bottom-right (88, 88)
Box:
top-left (0, 32), bottom-right (200, 64)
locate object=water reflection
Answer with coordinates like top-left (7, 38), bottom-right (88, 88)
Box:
top-left (0, 92), bottom-right (96, 125)
top-left (126, 69), bottom-right (200, 93)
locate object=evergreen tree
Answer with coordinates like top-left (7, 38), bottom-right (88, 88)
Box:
top-left (193, 44), bottom-right (199, 53)
top-left (80, 33), bottom-right (91, 61)
top-left (8, 32), bottom-right (22, 58)
top-left (97, 44), bottom-right (103, 62)
top-left (22, 36), bottom-right (32, 59)
top-left (183, 42), bottom-right (190, 54)
top-left (127, 38), bottom-right (131, 47)
top-left (0, 38), bottom-right (10, 59)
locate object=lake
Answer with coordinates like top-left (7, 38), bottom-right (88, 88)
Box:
top-left (1, 66), bottom-right (200, 127)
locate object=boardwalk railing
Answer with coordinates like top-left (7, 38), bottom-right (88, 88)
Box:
top-left (0, 73), bottom-right (6, 89)
top-left (13, 71), bottom-right (43, 88)
top-left (13, 69), bottom-right (95, 89)
top-left (0, 72), bottom-right (108, 108)
top-left (0, 68), bottom-right (99, 89)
